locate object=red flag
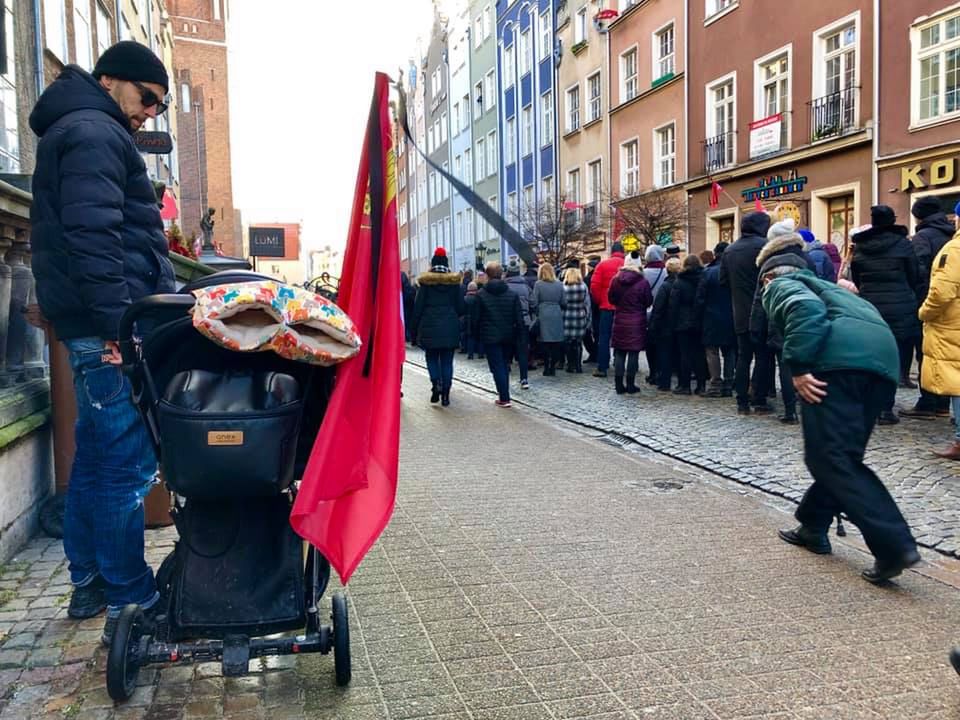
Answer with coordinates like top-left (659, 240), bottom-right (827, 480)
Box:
top-left (612, 205), bottom-right (626, 239)
top-left (291, 73), bottom-right (404, 585)
top-left (754, 196), bottom-right (765, 213)
top-left (709, 182), bottom-right (721, 210)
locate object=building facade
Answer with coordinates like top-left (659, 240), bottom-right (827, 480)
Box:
top-left (685, 0), bottom-right (874, 255)
top-left (497, 0), bottom-right (557, 263)
top-left (449, 5), bottom-right (475, 272)
top-left (169, 0), bottom-right (238, 256)
top-left (425, 13), bottom-right (453, 265)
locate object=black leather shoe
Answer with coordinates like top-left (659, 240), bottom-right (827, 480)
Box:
top-left (430, 383), bottom-right (440, 404)
top-left (778, 525), bottom-right (832, 554)
top-left (779, 414), bottom-right (798, 424)
top-left (752, 404), bottom-right (774, 415)
top-left (862, 548), bottom-right (921, 584)
top-left (950, 647), bottom-right (960, 676)
top-left (877, 410), bottom-right (900, 426)
top-left (68, 576), bottom-right (107, 620)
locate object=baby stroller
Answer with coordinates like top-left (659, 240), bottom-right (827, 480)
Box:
top-left (106, 271), bottom-right (351, 701)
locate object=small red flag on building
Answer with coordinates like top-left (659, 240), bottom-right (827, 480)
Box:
top-left (709, 182), bottom-right (721, 209)
top-left (291, 72), bottom-right (404, 585)
top-left (612, 204), bottom-right (627, 239)
top-left (754, 196), bottom-right (765, 213)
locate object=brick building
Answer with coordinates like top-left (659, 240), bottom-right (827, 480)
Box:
top-left (169, 0), bottom-right (237, 256)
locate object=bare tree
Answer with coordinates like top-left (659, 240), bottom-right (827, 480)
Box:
top-left (509, 194), bottom-right (603, 268)
top-left (604, 188), bottom-right (688, 251)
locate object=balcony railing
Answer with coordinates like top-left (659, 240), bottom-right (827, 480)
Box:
top-left (808, 87), bottom-right (859, 143)
top-left (702, 131), bottom-right (736, 174)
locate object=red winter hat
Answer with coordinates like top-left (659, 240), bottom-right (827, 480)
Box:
top-left (433, 247), bottom-right (446, 257)
top-left (430, 247), bottom-right (449, 269)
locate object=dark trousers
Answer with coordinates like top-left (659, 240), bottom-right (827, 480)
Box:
top-left (796, 370), bottom-right (916, 563)
top-left (656, 336), bottom-right (675, 390)
top-left (542, 342), bottom-right (563, 372)
top-left (584, 302), bottom-right (600, 360)
top-left (597, 310), bottom-right (615, 372)
top-left (466, 335), bottom-right (484, 358)
top-left (425, 349), bottom-right (455, 391)
top-left (897, 337), bottom-right (914, 380)
top-left (777, 351), bottom-right (796, 415)
top-left (735, 332), bottom-right (769, 408)
top-left (645, 343), bottom-right (658, 383)
top-left (705, 345), bottom-right (736, 390)
top-left (613, 349), bottom-right (639, 380)
top-left (677, 330), bottom-right (707, 391)
top-left (509, 326), bottom-right (529, 382)
top-left (565, 339), bottom-right (583, 372)
top-left (485, 342), bottom-right (512, 402)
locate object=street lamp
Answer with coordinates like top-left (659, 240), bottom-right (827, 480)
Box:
top-left (474, 241), bottom-right (486, 272)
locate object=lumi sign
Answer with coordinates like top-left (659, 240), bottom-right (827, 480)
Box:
top-left (900, 156), bottom-right (960, 191)
top-left (249, 227), bottom-right (286, 257)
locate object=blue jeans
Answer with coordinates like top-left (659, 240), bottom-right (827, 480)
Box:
top-left (485, 343), bottom-right (512, 402)
top-left (425, 348), bottom-right (455, 390)
top-left (63, 337), bottom-right (158, 611)
top-left (597, 310), bottom-right (615, 372)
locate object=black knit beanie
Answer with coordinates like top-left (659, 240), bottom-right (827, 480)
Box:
top-left (93, 41), bottom-right (169, 93)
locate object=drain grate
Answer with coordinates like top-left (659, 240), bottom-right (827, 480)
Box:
top-left (600, 432), bottom-right (633, 448)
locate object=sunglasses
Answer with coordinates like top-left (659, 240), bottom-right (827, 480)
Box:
top-left (131, 80), bottom-right (169, 115)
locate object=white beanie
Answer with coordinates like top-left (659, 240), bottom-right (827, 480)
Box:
top-left (767, 218), bottom-right (796, 241)
top-left (624, 251), bottom-right (642, 268)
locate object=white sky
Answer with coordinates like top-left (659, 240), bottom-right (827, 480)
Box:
top-left (228, 0), bottom-right (434, 255)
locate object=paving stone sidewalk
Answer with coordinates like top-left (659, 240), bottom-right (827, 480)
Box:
top-left (1, 369), bottom-right (960, 718)
top-left (407, 349), bottom-right (960, 559)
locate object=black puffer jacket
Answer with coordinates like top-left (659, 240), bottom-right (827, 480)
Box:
top-left (647, 274), bottom-right (677, 341)
top-left (411, 271), bottom-right (465, 349)
top-left (851, 225), bottom-right (920, 340)
top-left (720, 213), bottom-right (771, 334)
top-left (474, 278), bottom-right (523, 345)
top-left (668, 267), bottom-right (704, 333)
top-left (912, 212), bottom-right (955, 302)
top-left (29, 65), bottom-right (175, 341)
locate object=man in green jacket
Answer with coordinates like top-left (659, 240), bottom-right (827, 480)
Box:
top-left (760, 254), bottom-right (920, 584)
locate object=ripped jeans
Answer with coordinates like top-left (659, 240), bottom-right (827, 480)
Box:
top-left (63, 337), bottom-right (158, 610)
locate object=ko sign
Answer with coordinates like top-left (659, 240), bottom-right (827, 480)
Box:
top-left (249, 227), bottom-right (286, 257)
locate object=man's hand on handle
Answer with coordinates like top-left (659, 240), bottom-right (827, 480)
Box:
top-left (102, 341), bottom-right (123, 366)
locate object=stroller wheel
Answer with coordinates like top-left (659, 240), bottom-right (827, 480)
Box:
top-left (106, 604), bottom-right (147, 701)
top-left (331, 593), bottom-right (351, 687)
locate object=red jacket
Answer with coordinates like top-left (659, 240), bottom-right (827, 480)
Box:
top-left (590, 252), bottom-right (625, 311)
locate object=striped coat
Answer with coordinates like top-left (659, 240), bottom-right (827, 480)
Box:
top-left (563, 282), bottom-right (591, 340)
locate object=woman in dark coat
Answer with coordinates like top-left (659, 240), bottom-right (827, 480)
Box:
top-left (411, 248), bottom-right (465, 406)
top-left (608, 251), bottom-right (654, 394)
top-left (696, 243), bottom-right (736, 397)
top-left (648, 258), bottom-right (682, 391)
top-left (851, 206), bottom-right (921, 422)
top-left (669, 255), bottom-right (707, 395)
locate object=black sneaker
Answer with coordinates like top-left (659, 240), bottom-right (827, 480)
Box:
top-left (68, 576), bottom-right (107, 620)
top-left (877, 410), bottom-right (900, 426)
top-left (778, 525), bottom-right (832, 555)
top-left (752, 404), bottom-right (774, 415)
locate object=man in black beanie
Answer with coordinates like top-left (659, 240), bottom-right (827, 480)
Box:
top-left (28, 41), bottom-right (174, 645)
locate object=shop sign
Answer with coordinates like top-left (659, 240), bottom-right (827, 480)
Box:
top-left (249, 227), bottom-right (286, 258)
top-left (900, 156), bottom-right (958, 191)
top-left (749, 114), bottom-right (782, 158)
top-left (740, 170), bottom-right (808, 202)
top-left (773, 202), bottom-right (802, 227)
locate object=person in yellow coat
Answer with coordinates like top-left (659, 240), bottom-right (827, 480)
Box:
top-left (918, 208), bottom-right (960, 460)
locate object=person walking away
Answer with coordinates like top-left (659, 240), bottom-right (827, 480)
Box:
top-left (458, 269), bottom-right (474, 352)
top-left (590, 242), bottom-right (626, 377)
top-left (608, 251), bottom-right (653, 394)
top-left (411, 248), bottom-right (465, 407)
top-left (505, 260), bottom-right (533, 388)
top-left (531, 264), bottom-right (567, 375)
top-left (720, 212), bottom-right (773, 414)
top-left (401, 271), bottom-right (417, 343)
top-left (669, 255), bottom-right (707, 395)
top-left (696, 243), bottom-right (736, 397)
top-left (825, 232), bottom-right (844, 277)
top-left (562, 267), bottom-right (591, 373)
top-left (473, 262), bottom-right (524, 407)
top-left (901, 197), bottom-right (955, 419)
top-left (648, 258), bottom-right (682, 391)
top-left (642, 245), bottom-right (668, 385)
top-left (463, 281), bottom-right (483, 359)
top-left (761, 254), bottom-right (920, 583)
top-left (918, 221), bottom-right (960, 458)
top-left (583, 257), bottom-right (602, 362)
top-left (799, 229), bottom-right (837, 282)
top-left (29, 42), bottom-right (176, 642)
top-left (851, 205), bottom-right (921, 424)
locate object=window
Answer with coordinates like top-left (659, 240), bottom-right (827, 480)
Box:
top-left (440, 112), bottom-right (448, 144)
top-left (442, 161), bottom-right (450, 199)
top-left (540, 10), bottom-right (552, 62)
top-left (427, 124), bottom-right (434, 153)
top-left (543, 176), bottom-right (554, 203)
top-left (475, 80), bottom-right (484, 114)
top-left (523, 186), bottom-right (534, 211)
top-left (444, 217), bottom-right (451, 248)
top-left (587, 160), bottom-right (602, 221)
top-left (485, 70), bottom-right (496, 110)
top-left (828, 194), bottom-right (856, 252)
top-left (487, 130), bottom-right (497, 175)
top-left (756, 50), bottom-right (790, 151)
top-left (621, 48), bottom-right (638, 102)
top-left (520, 29), bottom-right (531, 76)
top-left (73, 1), bottom-right (94, 70)
top-left (814, 18), bottom-right (858, 139)
top-left (181, 83), bottom-right (191, 111)
top-left (399, 205), bottom-right (407, 227)
top-left (45, 0), bottom-right (68, 61)
top-left (914, 11), bottom-right (960, 123)
top-left (95, 2), bottom-right (112, 58)
top-left (587, 72), bottom-right (601, 122)
top-left (575, 7), bottom-right (588, 44)
top-left (454, 154), bottom-right (462, 181)
top-left (488, 195), bottom-right (498, 239)
top-left (654, 123), bottom-right (676, 187)
top-left (655, 24), bottom-right (675, 80)
top-left (464, 149), bottom-right (472, 185)
top-left (621, 139), bottom-right (639, 197)
top-left (541, 91), bottom-right (554, 145)
top-left (120, 13), bottom-right (131, 40)
top-left (521, 106), bottom-right (533, 156)
top-left (706, 0), bottom-right (736, 19)
top-left (462, 94), bottom-right (470, 131)
top-left (0, 0), bottom-right (18, 172)
top-left (504, 44), bottom-right (515, 87)
top-left (566, 84), bottom-right (580, 132)
top-left (465, 209), bottom-right (474, 248)
top-left (453, 101), bottom-right (461, 136)
top-left (506, 117), bottom-right (516, 164)
top-left (474, 14), bottom-right (484, 48)
top-left (482, 5), bottom-right (492, 39)
top-left (620, 0), bottom-right (640, 9)
top-left (213, 0), bottom-right (221, 20)
top-left (476, 138), bottom-right (486, 179)
top-left (566, 169), bottom-right (581, 220)
top-left (706, 75), bottom-right (735, 169)
top-left (455, 211), bottom-right (463, 247)
top-left (507, 192), bottom-right (518, 221)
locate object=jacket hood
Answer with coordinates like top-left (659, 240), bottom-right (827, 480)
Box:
top-left (917, 212), bottom-right (956, 237)
top-left (678, 266), bottom-right (704, 282)
top-left (30, 65), bottom-right (130, 137)
top-left (644, 245), bottom-right (665, 263)
top-left (740, 212), bottom-right (771, 238)
top-left (756, 233), bottom-right (806, 267)
top-left (853, 224), bottom-right (910, 254)
top-left (417, 270), bottom-right (463, 285)
top-left (616, 266), bottom-right (644, 286)
top-left (484, 278), bottom-right (510, 295)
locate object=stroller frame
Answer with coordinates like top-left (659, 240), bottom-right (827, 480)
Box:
top-left (106, 272), bottom-right (351, 701)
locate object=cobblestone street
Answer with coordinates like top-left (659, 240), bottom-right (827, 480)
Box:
top-left (407, 349), bottom-right (960, 560)
top-left (1, 369), bottom-right (960, 718)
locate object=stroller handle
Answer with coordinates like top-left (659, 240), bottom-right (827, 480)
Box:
top-left (118, 294), bottom-right (197, 366)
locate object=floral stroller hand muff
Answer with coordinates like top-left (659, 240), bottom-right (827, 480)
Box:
top-left (106, 271), bottom-right (355, 701)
